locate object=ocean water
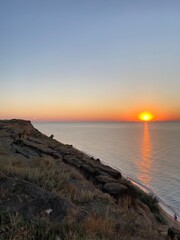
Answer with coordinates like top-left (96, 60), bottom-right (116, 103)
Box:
top-left (33, 122), bottom-right (180, 216)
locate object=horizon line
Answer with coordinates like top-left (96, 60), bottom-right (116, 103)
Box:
top-left (1, 118), bottom-right (180, 123)
top-left (32, 120), bottom-right (180, 123)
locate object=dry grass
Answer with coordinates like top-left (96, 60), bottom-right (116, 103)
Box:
top-left (0, 153), bottom-right (165, 240)
top-left (0, 211), bottom-right (160, 240)
top-left (83, 214), bottom-right (115, 238)
top-left (0, 211), bottom-right (62, 240)
top-left (0, 155), bottom-right (113, 206)
top-left (0, 156), bottom-right (82, 194)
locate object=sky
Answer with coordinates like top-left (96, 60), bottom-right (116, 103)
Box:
top-left (0, 0), bottom-right (180, 121)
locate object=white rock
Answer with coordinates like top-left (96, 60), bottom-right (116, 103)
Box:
top-left (45, 208), bottom-right (53, 215)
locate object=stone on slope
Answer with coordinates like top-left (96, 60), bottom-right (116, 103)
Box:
top-left (96, 175), bottom-right (119, 184)
top-left (103, 182), bottom-right (128, 196)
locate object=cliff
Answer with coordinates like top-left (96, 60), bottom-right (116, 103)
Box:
top-left (0, 119), bottom-right (175, 239)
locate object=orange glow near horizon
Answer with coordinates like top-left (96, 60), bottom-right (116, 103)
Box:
top-left (2, 103), bottom-right (180, 122)
top-left (138, 112), bottom-right (154, 122)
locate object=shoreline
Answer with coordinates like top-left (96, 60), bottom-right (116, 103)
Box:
top-left (126, 177), bottom-right (180, 220)
top-left (75, 148), bottom-right (180, 224)
top-left (128, 178), bottom-right (180, 223)
top-left (81, 149), bottom-right (180, 231)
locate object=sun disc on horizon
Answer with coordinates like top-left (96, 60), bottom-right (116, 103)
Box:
top-left (138, 112), bottom-right (154, 122)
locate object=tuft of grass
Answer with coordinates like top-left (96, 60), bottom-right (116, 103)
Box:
top-left (77, 190), bottom-right (95, 203)
top-left (136, 189), bottom-right (166, 224)
top-left (82, 215), bottom-right (114, 239)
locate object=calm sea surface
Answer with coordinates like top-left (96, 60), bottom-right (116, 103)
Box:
top-left (33, 122), bottom-right (180, 215)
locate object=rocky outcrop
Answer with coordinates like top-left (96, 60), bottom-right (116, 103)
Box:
top-left (96, 175), bottom-right (119, 184)
top-left (2, 120), bottom-right (126, 202)
top-left (103, 182), bottom-right (128, 195)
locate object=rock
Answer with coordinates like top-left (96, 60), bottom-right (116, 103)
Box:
top-left (49, 134), bottom-right (54, 139)
top-left (96, 175), bottom-right (118, 184)
top-left (12, 144), bottom-right (40, 158)
top-left (81, 164), bottom-right (95, 174)
top-left (94, 169), bottom-right (110, 176)
top-left (96, 165), bottom-right (121, 179)
top-left (45, 208), bottom-right (53, 215)
top-left (95, 158), bottom-right (100, 162)
top-left (17, 130), bottom-right (27, 140)
top-left (80, 164), bottom-right (96, 180)
top-left (63, 155), bottom-right (82, 167)
top-left (14, 139), bottom-right (62, 159)
top-left (103, 183), bottom-right (128, 196)
top-left (89, 157), bottom-right (101, 164)
top-left (27, 137), bottom-right (44, 144)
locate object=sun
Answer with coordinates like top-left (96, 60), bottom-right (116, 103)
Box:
top-left (138, 112), bottom-right (154, 122)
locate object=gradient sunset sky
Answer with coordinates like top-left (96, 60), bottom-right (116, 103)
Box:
top-left (1, 1), bottom-right (180, 121)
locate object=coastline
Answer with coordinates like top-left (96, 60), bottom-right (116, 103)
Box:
top-left (33, 121), bottom-right (180, 222)
top-left (34, 120), bottom-right (180, 230)
top-left (0, 119), bottom-right (179, 239)
top-left (71, 147), bottom-right (180, 226)
top-left (33, 120), bottom-right (180, 227)
top-left (127, 177), bottom-right (180, 222)
top-left (129, 178), bottom-right (180, 225)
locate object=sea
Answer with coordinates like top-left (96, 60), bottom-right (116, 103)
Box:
top-left (33, 121), bottom-right (180, 217)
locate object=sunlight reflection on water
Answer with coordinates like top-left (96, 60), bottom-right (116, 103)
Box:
top-left (138, 122), bottom-right (152, 186)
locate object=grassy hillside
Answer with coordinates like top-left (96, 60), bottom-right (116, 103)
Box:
top-left (0, 120), bottom-right (170, 239)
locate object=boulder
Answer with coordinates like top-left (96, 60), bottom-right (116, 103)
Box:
top-left (16, 139), bottom-right (62, 159)
top-left (96, 165), bottom-right (121, 179)
top-left (63, 155), bottom-right (82, 168)
top-left (96, 175), bottom-right (118, 184)
top-left (81, 164), bottom-right (95, 174)
top-left (103, 183), bottom-right (128, 196)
